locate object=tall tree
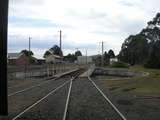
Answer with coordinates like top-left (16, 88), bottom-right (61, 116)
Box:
top-left (21, 49), bottom-right (33, 56)
top-left (145, 41), bottom-right (160, 68)
top-left (64, 53), bottom-right (76, 62)
top-left (49, 45), bottom-right (63, 56)
top-left (43, 50), bottom-right (51, 58)
top-left (108, 49), bottom-right (115, 58)
top-left (104, 51), bottom-right (110, 65)
top-left (119, 13), bottom-right (160, 68)
top-left (75, 50), bottom-right (82, 57)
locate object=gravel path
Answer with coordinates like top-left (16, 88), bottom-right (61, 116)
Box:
top-left (66, 78), bottom-right (123, 120)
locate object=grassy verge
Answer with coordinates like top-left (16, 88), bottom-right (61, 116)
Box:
top-left (103, 65), bottom-right (160, 94)
top-left (127, 66), bottom-right (160, 94)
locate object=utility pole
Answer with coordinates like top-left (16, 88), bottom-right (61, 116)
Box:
top-left (28, 37), bottom-right (31, 79)
top-left (60, 30), bottom-right (62, 50)
top-left (29, 37), bottom-right (31, 53)
top-left (0, 0), bottom-right (9, 116)
top-left (86, 49), bottom-right (88, 64)
top-left (101, 41), bottom-right (104, 67)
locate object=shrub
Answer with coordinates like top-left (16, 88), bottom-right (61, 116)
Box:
top-left (110, 61), bottom-right (129, 68)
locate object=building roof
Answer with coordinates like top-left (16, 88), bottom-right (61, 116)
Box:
top-left (8, 53), bottom-right (22, 59)
top-left (46, 54), bottom-right (63, 59)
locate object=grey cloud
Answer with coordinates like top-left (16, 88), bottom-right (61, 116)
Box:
top-left (93, 15), bottom-right (145, 36)
top-left (91, 31), bottom-right (120, 36)
top-left (8, 35), bottom-right (99, 55)
top-left (119, 18), bottom-right (145, 35)
top-left (67, 8), bottom-right (107, 20)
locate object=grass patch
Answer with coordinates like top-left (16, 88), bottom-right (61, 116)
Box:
top-left (110, 61), bottom-right (129, 68)
top-left (133, 80), bottom-right (160, 93)
top-left (109, 86), bottom-right (120, 91)
top-left (130, 65), bottom-right (160, 79)
top-left (122, 87), bottom-right (136, 92)
top-left (99, 65), bottom-right (160, 94)
top-left (124, 66), bottom-right (160, 93)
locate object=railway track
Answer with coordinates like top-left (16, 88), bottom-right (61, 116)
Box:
top-left (88, 76), bottom-right (127, 120)
top-left (7, 69), bottom-right (126, 120)
top-left (7, 69), bottom-right (83, 120)
top-left (65, 77), bottom-right (126, 120)
top-left (8, 69), bottom-right (80, 97)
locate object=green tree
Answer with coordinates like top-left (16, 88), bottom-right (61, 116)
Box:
top-left (20, 49), bottom-right (36, 63)
top-left (119, 35), bottom-right (149, 65)
top-left (64, 53), bottom-right (76, 63)
top-left (43, 50), bottom-right (51, 58)
top-left (108, 49), bottom-right (115, 58)
top-left (21, 49), bottom-right (33, 56)
top-left (104, 51), bottom-right (110, 65)
top-left (49, 45), bottom-right (63, 56)
top-left (145, 41), bottom-right (160, 68)
top-left (75, 50), bottom-right (82, 57)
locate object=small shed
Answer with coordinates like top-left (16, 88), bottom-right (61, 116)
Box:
top-left (110, 58), bottom-right (118, 65)
top-left (45, 54), bottom-right (63, 64)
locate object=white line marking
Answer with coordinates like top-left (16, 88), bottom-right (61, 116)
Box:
top-left (62, 78), bottom-right (73, 120)
top-left (12, 80), bottom-right (70, 120)
top-left (88, 76), bottom-right (127, 120)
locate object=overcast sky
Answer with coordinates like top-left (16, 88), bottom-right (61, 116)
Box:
top-left (8, 0), bottom-right (160, 58)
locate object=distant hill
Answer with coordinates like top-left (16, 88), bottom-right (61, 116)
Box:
top-left (118, 13), bottom-right (160, 68)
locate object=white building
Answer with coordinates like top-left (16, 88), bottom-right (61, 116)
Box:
top-left (77, 56), bottom-right (93, 64)
top-left (110, 58), bottom-right (118, 65)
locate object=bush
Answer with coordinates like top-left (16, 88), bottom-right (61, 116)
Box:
top-left (110, 61), bottom-right (129, 68)
top-left (144, 59), bottom-right (160, 69)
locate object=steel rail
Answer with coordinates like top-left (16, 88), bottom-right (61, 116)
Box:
top-left (62, 77), bottom-right (73, 120)
top-left (88, 76), bottom-right (127, 120)
top-left (12, 80), bottom-right (70, 120)
top-left (9, 69), bottom-right (80, 97)
top-left (8, 77), bottom-right (58, 97)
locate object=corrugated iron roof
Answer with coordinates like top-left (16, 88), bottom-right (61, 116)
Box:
top-left (8, 53), bottom-right (22, 59)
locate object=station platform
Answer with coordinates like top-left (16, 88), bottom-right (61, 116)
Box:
top-left (47, 68), bottom-right (79, 79)
top-left (79, 67), bottom-right (95, 78)
top-left (54, 68), bottom-right (79, 77)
